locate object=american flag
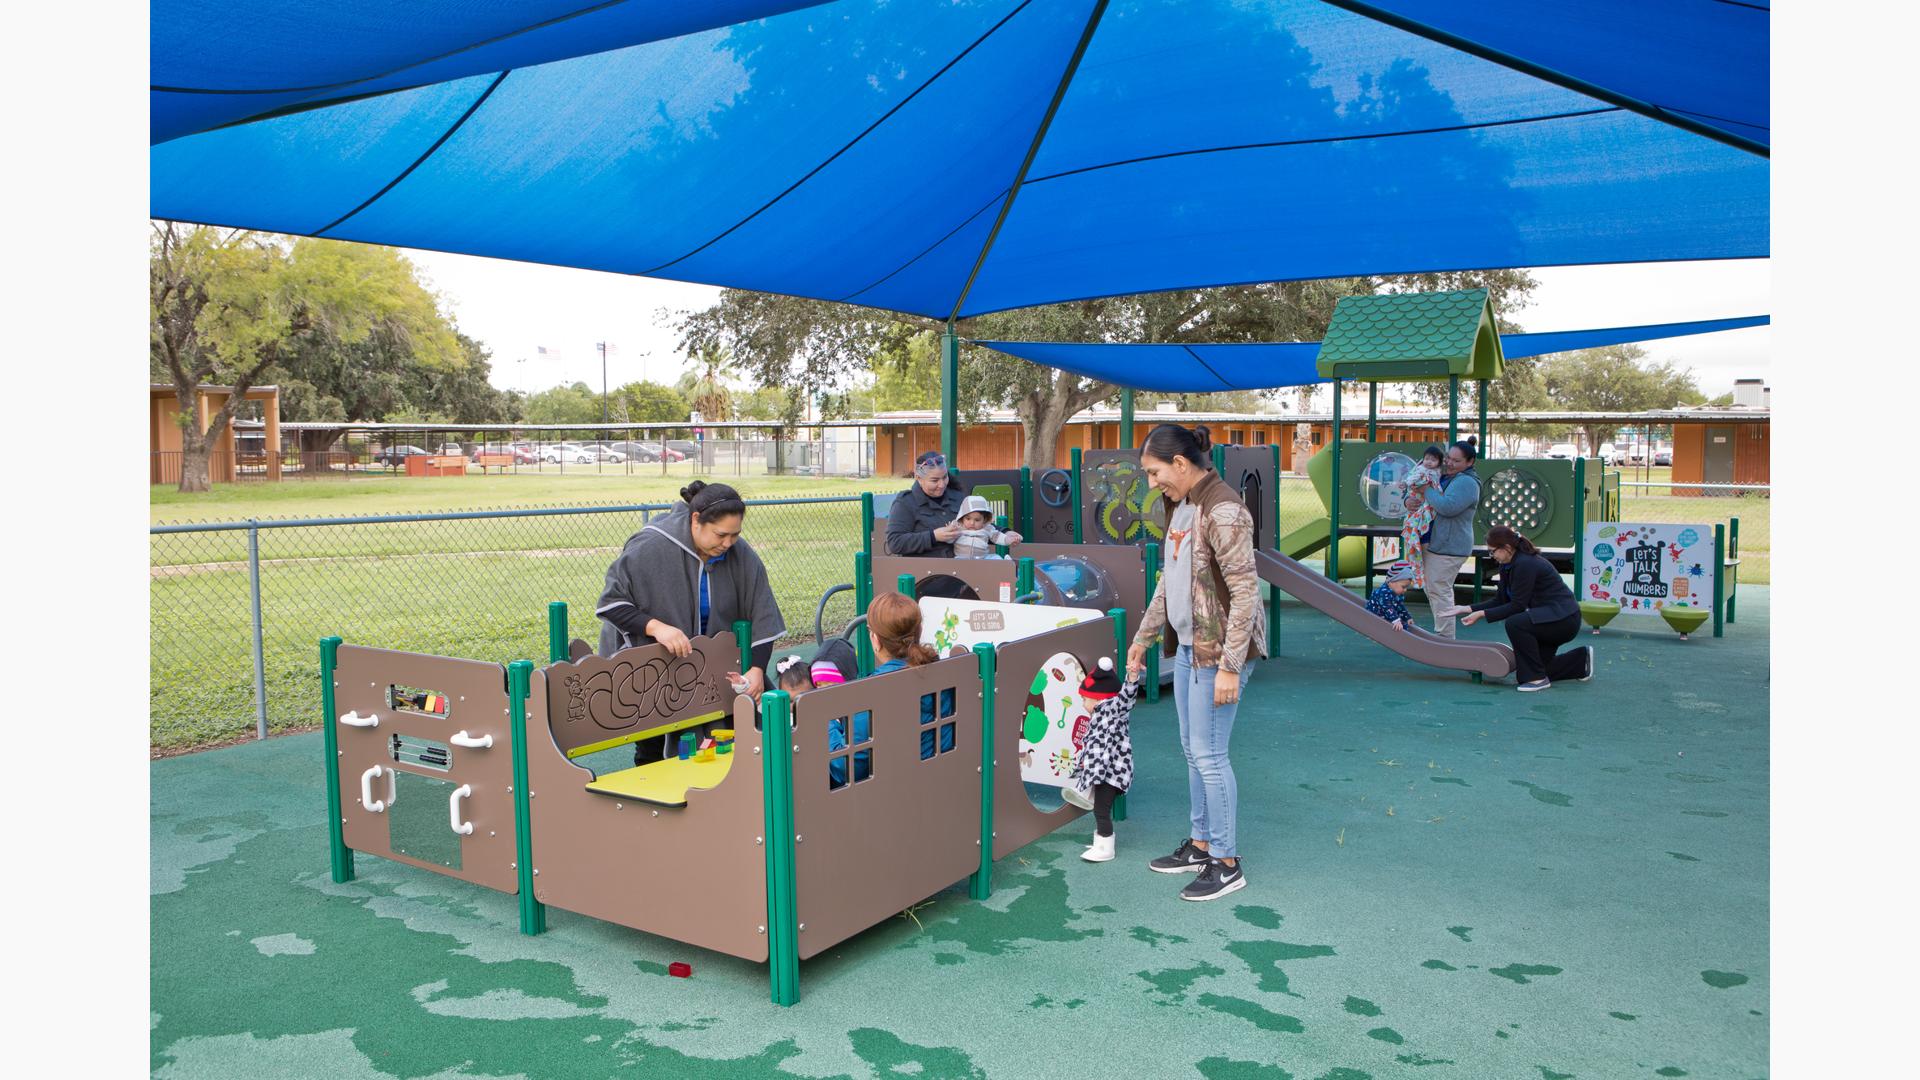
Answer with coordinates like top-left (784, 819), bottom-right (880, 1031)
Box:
top-left (536, 345), bottom-right (563, 360)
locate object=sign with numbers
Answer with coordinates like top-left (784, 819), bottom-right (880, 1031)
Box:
top-left (1582, 522), bottom-right (1715, 615)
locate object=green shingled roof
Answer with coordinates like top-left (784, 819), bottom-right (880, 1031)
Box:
top-left (1316, 289), bottom-right (1505, 381)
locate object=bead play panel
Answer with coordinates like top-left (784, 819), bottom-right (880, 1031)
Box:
top-left (1482, 466), bottom-right (1555, 534)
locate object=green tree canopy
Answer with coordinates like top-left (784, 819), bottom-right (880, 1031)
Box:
top-left (616, 380), bottom-right (688, 424)
top-left (1538, 344), bottom-right (1704, 451)
top-left (151, 223), bottom-right (463, 490)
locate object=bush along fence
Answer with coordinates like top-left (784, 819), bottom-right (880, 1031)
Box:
top-left (150, 496), bottom-right (865, 752)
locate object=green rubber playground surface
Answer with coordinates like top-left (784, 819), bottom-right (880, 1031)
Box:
top-left (152, 589), bottom-right (1769, 1079)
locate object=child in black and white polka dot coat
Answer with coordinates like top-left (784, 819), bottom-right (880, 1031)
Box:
top-left (1065, 657), bottom-right (1141, 864)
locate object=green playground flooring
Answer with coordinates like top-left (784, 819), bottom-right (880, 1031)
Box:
top-left (152, 589), bottom-right (1769, 1080)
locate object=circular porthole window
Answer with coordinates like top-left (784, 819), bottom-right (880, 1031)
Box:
top-left (1358, 451), bottom-right (1416, 521)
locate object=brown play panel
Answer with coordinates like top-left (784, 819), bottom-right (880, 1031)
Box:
top-left (320, 610), bottom-right (1114, 1005)
top-left (332, 646), bottom-right (521, 895)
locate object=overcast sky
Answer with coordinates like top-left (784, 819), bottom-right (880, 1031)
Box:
top-left (405, 251), bottom-right (1770, 399)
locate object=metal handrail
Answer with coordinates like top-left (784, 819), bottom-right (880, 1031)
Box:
top-left (814, 583), bottom-right (855, 644)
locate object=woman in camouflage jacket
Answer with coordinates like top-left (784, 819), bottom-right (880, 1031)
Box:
top-left (1126, 424), bottom-right (1265, 902)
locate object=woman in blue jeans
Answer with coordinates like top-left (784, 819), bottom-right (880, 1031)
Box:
top-left (1126, 424), bottom-right (1266, 901)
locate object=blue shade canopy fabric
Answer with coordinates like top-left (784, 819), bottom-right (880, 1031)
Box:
top-left (151, 0), bottom-right (1769, 320)
top-left (150, 1), bottom-right (834, 144)
top-left (976, 316), bottom-right (1770, 392)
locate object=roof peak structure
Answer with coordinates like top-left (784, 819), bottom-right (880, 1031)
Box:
top-left (1315, 288), bottom-right (1504, 382)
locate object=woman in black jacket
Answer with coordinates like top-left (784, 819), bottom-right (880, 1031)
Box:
top-left (1460, 525), bottom-right (1593, 692)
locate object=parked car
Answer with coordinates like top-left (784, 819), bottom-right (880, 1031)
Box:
top-left (540, 443), bottom-right (596, 465)
top-left (1654, 449), bottom-right (1673, 467)
top-left (471, 443), bottom-right (536, 464)
top-left (584, 443), bottom-right (627, 463)
top-left (376, 445), bottom-right (429, 467)
top-left (1545, 443), bottom-right (1579, 459)
top-left (608, 441), bottom-right (663, 463)
top-left (665, 439), bottom-right (699, 460)
top-left (437, 443), bottom-right (465, 457)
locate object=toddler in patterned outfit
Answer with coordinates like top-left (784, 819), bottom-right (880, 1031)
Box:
top-left (1399, 446), bottom-right (1445, 589)
top-left (1064, 657), bottom-right (1141, 863)
top-left (951, 494), bottom-right (1022, 559)
top-left (1366, 561), bottom-right (1418, 630)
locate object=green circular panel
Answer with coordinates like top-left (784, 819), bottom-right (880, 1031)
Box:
top-left (1485, 467), bottom-right (1553, 534)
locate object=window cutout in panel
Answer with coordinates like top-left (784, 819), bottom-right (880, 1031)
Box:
top-left (826, 717), bottom-right (846, 752)
top-left (828, 754), bottom-right (848, 790)
top-left (852, 748), bottom-right (872, 783)
top-left (388, 684), bottom-right (450, 717)
top-left (939, 688), bottom-right (956, 718)
top-left (920, 730), bottom-right (936, 761)
top-left (852, 710), bottom-right (872, 745)
top-left (939, 722), bottom-right (956, 755)
top-left (919, 693), bottom-right (936, 724)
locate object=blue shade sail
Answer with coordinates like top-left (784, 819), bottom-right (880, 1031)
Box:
top-left (150, 0), bottom-right (834, 144)
top-left (976, 316), bottom-right (1770, 392)
top-left (1324, 1), bottom-right (1769, 150)
top-left (151, 0), bottom-right (1770, 320)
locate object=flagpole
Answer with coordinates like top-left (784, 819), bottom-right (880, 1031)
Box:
top-left (598, 341), bottom-right (608, 425)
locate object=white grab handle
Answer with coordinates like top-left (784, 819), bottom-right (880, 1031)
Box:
top-left (339, 711), bottom-right (379, 728)
top-left (450, 730), bottom-right (493, 749)
top-left (448, 784), bottom-right (475, 835)
top-left (359, 765), bottom-right (396, 813)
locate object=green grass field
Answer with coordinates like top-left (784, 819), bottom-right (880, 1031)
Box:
top-left (151, 467), bottom-right (1767, 753)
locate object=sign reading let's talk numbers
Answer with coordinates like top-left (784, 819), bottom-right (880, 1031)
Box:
top-left (1582, 522), bottom-right (1715, 614)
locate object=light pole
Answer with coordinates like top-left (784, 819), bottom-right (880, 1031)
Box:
top-left (597, 341), bottom-right (609, 425)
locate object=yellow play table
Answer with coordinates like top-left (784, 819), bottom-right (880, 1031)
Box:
top-left (585, 750), bottom-right (736, 808)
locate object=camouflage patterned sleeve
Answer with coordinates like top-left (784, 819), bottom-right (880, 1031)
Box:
top-left (1208, 501), bottom-right (1261, 674)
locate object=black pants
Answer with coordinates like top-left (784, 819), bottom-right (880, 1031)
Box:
top-left (1092, 783), bottom-right (1123, 837)
top-left (1503, 610), bottom-right (1585, 684)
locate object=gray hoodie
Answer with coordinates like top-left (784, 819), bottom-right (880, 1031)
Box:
top-left (595, 502), bottom-right (787, 658)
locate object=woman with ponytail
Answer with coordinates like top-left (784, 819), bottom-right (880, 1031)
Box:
top-left (595, 481), bottom-right (787, 762)
top-left (1124, 423), bottom-right (1265, 902)
top-left (865, 592), bottom-right (949, 757)
top-left (1460, 524), bottom-right (1592, 692)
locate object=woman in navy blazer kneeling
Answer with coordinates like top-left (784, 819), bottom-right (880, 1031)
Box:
top-left (1460, 525), bottom-right (1593, 692)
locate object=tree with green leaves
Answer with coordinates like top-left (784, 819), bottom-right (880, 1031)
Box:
top-left (615, 380), bottom-right (688, 425)
top-left (1538, 344), bottom-right (1704, 452)
top-left (150, 223), bottom-right (462, 491)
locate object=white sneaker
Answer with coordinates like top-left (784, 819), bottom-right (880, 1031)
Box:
top-left (1577, 646), bottom-right (1595, 682)
top-left (1517, 679), bottom-right (1551, 693)
top-left (1061, 784), bottom-right (1095, 811)
top-left (1081, 833), bottom-right (1116, 862)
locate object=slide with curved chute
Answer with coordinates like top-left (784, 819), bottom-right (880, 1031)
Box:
top-left (1255, 549), bottom-right (1515, 679)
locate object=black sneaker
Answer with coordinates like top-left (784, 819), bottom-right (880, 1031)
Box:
top-left (1180, 858), bottom-right (1248, 902)
top-left (1148, 838), bottom-right (1212, 874)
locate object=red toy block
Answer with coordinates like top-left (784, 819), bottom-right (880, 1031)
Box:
top-left (668, 962), bottom-right (692, 978)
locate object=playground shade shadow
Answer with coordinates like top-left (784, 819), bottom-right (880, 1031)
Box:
top-left (152, 590), bottom-right (1770, 1079)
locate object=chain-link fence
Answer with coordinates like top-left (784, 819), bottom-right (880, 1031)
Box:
top-left (151, 496), bottom-right (867, 753)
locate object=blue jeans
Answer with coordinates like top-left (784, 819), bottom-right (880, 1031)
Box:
top-left (1173, 645), bottom-right (1255, 859)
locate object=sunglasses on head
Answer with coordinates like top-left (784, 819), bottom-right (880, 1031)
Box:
top-left (916, 453), bottom-right (947, 471)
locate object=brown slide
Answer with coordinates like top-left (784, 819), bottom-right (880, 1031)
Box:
top-left (1254, 549), bottom-right (1516, 680)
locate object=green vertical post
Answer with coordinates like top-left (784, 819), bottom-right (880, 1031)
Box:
top-left (1727, 517), bottom-right (1740, 624)
top-left (320, 636), bottom-right (353, 883)
top-left (1267, 444), bottom-right (1282, 657)
top-left (1366, 381), bottom-right (1378, 441)
top-left (759, 689), bottom-right (800, 1006)
top-left (853, 551), bottom-right (874, 675)
top-left (897, 572), bottom-right (917, 598)
top-left (1328, 378), bottom-right (1342, 582)
top-left (969, 643), bottom-right (997, 900)
top-left (860, 490), bottom-right (875, 559)
top-left (1573, 457), bottom-right (1587, 600)
top-left (1477, 379), bottom-right (1490, 447)
top-left (940, 321), bottom-right (960, 465)
top-left (1018, 465), bottom-right (1033, 536)
top-left (1712, 524), bottom-right (1726, 639)
top-left (1105, 606), bottom-right (1130, 822)
top-left (1069, 447), bottom-right (1083, 543)
top-left (1211, 444), bottom-right (1225, 474)
top-left (506, 659), bottom-right (546, 936)
top-left (1447, 374), bottom-right (1459, 444)
top-left (733, 619), bottom-right (753, 684)
top-left (1016, 556), bottom-right (1035, 602)
top-left (547, 601), bottom-right (568, 664)
top-left (1142, 542), bottom-right (1162, 702)
top-left (1119, 388), bottom-right (1135, 449)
